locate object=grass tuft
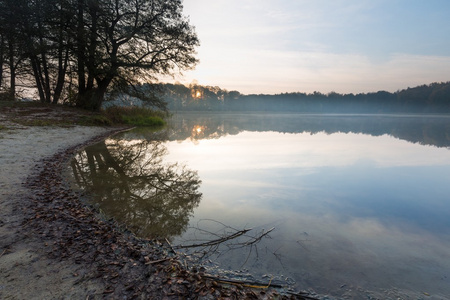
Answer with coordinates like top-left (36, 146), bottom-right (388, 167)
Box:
top-left (79, 115), bottom-right (113, 126)
top-left (102, 106), bottom-right (166, 127)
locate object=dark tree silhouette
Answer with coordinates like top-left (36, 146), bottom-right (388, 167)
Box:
top-left (0, 0), bottom-right (199, 109)
top-left (74, 0), bottom-right (199, 110)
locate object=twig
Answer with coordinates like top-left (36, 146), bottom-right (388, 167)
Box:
top-left (145, 257), bottom-right (171, 265)
top-left (174, 228), bottom-right (251, 249)
top-left (240, 244), bottom-right (254, 268)
top-left (165, 238), bottom-right (177, 255)
top-left (244, 227), bottom-right (274, 246)
top-left (201, 274), bottom-right (284, 289)
top-left (286, 291), bottom-right (320, 300)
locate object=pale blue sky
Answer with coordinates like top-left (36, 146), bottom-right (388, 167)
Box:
top-left (170, 0), bottom-right (450, 94)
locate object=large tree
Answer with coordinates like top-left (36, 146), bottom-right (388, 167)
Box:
top-left (75, 0), bottom-right (199, 110)
top-left (0, 0), bottom-right (198, 110)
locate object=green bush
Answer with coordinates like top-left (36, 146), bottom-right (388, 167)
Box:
top-left (102, 106), bottom-right (166, 127)
top-left (121, 115), bottom-right (165, 126)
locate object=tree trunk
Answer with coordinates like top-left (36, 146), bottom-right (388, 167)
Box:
top-left (7, 38), bottom-right (15, 101)
top-left (53, 47), bottom-right (69, 104)
top-left (30, 54), bottom-right (46, 103)
top-left (76, 0), bottom-right (86, 103)
top-left (53, 9), bottom-right (70, 105)
top-left (0, 35), bottom-right (4, 88)
top-left (76, 78), bottom-right (110, 111)
top-left (86, 3), bottom-right (98, 91)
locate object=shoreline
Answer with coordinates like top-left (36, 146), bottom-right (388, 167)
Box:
top-left (0, 112), bottom-right (308, 299)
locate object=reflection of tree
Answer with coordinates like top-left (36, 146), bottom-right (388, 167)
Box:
top-left (70, 132), bottom-right (202, 240)
top-left (168, 113), bottom-right (450, 148)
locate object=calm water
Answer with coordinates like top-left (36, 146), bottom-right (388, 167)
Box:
top-left (69, 113), bottom-right (450, 299)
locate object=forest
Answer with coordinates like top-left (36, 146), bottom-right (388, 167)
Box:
top-left (0, 0), bottom-right (198, 110)
top-left (152, 81), bottom-right (450, 113)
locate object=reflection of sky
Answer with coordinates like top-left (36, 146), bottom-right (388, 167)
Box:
top-left (166, 131), bottom-right (450, 170)
top-left (166, 130), bottom-right (450, 297)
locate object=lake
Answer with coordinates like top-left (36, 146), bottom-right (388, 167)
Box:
top-left (69, 112), bottom-right (450, 299)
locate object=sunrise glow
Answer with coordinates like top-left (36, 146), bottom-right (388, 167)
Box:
top-left (175, 1), bottom-right (450, 95)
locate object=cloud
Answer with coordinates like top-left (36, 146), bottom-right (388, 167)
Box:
top-left (173, 46), bottom-right (450, 94)
top-left (177, 0), bottom-right (450, 94)
top-left (165, 131), bottom-right (450, 172)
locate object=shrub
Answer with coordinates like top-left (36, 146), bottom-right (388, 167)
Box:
top-left (80, 115), bottom-right (113, 126)
top-left (102, 106), bottom-right (166, 127)
top-left (121, 115), bottom-right (165, 126)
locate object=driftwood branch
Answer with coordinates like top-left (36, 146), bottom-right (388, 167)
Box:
top-left (173, 220), bottom-right (276, 264)
top-left (174, 228), bottom-right (252, 249)
top-left (202, 274), bottom-right (283, 289)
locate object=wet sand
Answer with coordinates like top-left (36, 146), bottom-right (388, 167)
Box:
top-left (0, 121), bottom-right (114, 298)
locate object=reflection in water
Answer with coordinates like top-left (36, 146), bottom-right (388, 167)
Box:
top-left (70, 131), bottom-right (202, 239)
top-left (191, 125), bottom-right (206, 140)
top-left (169, 112), bottom-right (450, 148)
top-left (69, 113), bottom-right (450, 299)
top-left (163, 113), bottom-right (450, 299)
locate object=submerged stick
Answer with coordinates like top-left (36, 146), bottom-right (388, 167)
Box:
top-left (174, 228), bottom-right (252, 249)
top-left (201, 274), bottom-right (284, 289)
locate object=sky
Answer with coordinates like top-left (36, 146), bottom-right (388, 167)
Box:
top-left (166, 0), bottom-right (450, 95)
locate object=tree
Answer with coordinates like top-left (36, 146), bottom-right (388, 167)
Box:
top-left (0, 0), bottom-right (28, 100)
top-left (0, 0), bottom-right (198, 110)
top-left (75, 0), bottom-right (199, 110)
top-left (24, 0), bottom-right (74, 104)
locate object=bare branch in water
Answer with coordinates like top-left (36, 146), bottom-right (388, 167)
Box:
top-left (172, 219), bottom-right (276, 267)
top-left (174, 228), bottom-right (252, 249)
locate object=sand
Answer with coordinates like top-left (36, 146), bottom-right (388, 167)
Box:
top-left (0, 118), bottom-right (113, 299)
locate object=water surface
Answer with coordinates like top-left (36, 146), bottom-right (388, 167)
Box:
top-left (70, 113), bottom-right (450, 299)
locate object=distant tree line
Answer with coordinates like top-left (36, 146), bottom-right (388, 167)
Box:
top-left (0, 0), bottom-right (198, 110)
top-left (155, 81), bottom-right (450, 113)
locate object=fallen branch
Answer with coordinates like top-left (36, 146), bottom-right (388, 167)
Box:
top-left (145, 257), bottom-right (172, 265)
top-left (174, 228), bottom-right (252, 249)
top-left (201, 274), bottom-right (284, 289)
top-left (243, 227), bottom-right (274, 246)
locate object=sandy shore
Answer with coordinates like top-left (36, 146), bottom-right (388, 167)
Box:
top-left (0, 121), bottom-right (114, 298)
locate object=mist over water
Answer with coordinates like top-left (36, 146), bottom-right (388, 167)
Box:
top-left (70, 112), bottom-right (450, 299)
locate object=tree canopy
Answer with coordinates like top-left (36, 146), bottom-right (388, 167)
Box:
top-left (0, 0), bottom-right (199, 110)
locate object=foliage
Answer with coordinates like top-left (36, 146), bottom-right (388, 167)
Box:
top-left (78, 115), bottom-right (113, 126)
top-left (0, 0), bottom-right (199, 110)
top-left (103, 106), bottom-right (166, 127)
top-left (121, 115), bottom-right (165, 127)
